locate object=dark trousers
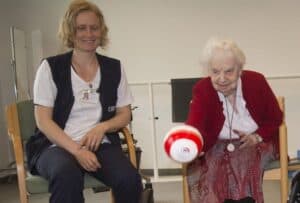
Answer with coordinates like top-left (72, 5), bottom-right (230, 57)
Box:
top-left (36, 144), bottom-right (142, 203)
top-left (224, 197), bottom-right (255, 203)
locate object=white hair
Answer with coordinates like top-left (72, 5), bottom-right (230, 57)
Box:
top-left (201, 37), bottom-right (246, 69)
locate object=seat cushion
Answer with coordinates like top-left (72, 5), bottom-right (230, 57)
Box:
top-left (265, 159), bottom-right (300, 171)
top-left (26, 172), bottom-right (108, 194)
top-left (265, 160), bottom-right (280, 170)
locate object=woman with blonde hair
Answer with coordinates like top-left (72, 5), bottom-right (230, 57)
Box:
top-left (26, 1), bottom-right (142, 202)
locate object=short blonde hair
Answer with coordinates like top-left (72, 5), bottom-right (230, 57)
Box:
top-left (58, 0), bottom-right (108, 48)
top-left (201, 37), bottom-right (246, 69)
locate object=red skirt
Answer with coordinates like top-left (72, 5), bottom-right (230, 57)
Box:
top-left (187, 139), bottom-right (276, 203)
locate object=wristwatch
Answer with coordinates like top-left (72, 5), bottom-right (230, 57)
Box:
top-left (255, 134), bottom-right (263, 143)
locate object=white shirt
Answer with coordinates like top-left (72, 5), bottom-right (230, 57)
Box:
top-left (33, 59), bottom-right (133, 143)
top-left (217, 78), bottom-right (258, 140)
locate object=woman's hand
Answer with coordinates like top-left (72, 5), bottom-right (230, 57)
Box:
top-left (234, 130), bottom-right (260, 149)
top-left (74, 147), bottom-right (101, 172)
top-left (198, 151), bottom-right (205, 158)
top-left (80, 123), bottom-right (107, 152)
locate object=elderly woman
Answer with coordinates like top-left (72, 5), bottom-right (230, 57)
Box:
top-left (26, 1), bottom-right (142, 203)
top-left (186, 38), bottom-right (283, 203)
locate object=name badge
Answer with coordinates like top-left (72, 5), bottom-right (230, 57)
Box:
top-left (108, 106), bottom-right (116, 112)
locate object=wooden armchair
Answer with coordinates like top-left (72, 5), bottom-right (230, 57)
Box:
top-left (263, 97), bottom-right (300, 202)
top-left (182, 97), bottom-right (295, 203)
top-left (5, 99), bottom-right (137, 203)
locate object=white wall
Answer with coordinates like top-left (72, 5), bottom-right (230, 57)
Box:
top-left (98, 0), bottom-right (300, 81)
top-left (1, 0), bottom-right (300, 170)
top-left (0, 1), bottom-right (25, 169)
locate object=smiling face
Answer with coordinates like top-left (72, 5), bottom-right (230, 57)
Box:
top-left (209, 49), bottom-right (242, 97)
top-left (73, 11), bottom-right (101, 53)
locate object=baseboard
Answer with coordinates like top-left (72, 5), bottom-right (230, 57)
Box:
top-left (141, 168), bottom-right (182, 177)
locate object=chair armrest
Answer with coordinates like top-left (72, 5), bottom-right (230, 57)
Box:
top-left (120, 127), bottom-right (137, 168)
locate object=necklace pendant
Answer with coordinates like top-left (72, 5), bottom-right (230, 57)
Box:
top-left (227, 143), bottom-right (235, 152)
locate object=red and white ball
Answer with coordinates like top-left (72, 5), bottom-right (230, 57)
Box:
top-left (163, 125), bottom-right (204, 163)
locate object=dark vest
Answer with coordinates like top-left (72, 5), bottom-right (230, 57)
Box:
top-left (26, 51), bottom-right (121, 174)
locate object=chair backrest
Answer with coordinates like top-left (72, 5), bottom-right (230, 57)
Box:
top-left (277, 96), bottom-right (285, 119)
top-left (276, 96), bottom-right (289, 203)
top-left (6, 99), bottom-right (35, 144)
top-left (16, 100), bottom-right (35, 141)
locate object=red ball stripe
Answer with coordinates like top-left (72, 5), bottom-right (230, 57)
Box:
top-left (164, 130), bottom-right (203, 156)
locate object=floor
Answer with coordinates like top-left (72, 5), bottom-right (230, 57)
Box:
top-left (0, 177), bottom-right (282, 203)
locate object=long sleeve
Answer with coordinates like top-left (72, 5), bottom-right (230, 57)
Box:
top-left (242, 71), bottom-right (283, 142)
top-left (185, 78), bottom-right (224, 152)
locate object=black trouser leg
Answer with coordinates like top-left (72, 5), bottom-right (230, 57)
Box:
top-left (36, 147), bottom-right (85, 203)
top-left (91, 144), bottom-right (143, 203)
top-left (224, 197), bottom-right (255, 203)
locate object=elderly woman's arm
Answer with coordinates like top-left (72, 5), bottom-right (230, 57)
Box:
top-left (255, 75), bottom-right (283, 142)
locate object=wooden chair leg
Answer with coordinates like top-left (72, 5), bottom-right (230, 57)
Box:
top-left (18, 175), bottom-right (28, 203)
top-left (280, 175), bottom-right (288, 203)
top-left (182, 164), bottom-right (190, 203)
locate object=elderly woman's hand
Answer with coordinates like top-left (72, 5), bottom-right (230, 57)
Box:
top-left (234, 130), bottom-right (261, 149)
